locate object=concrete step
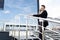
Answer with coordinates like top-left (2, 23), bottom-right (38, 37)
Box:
top-left (0, 38), bottom-right (11, 40)
top-left (0, 32), bottom-right (9, 38)
top-left (0, 31), bottom-right (11, 40)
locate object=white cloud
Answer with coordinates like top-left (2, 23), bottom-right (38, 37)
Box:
top-left (3, 10), bottom-right (11, 14)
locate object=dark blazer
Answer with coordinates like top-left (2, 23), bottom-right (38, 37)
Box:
top-left (33, 10), bottom-right (48, 18)
top-left (33, 10), bottom-right (48, 27)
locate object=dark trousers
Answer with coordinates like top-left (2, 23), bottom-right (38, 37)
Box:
top-left (38, 22), bottom-right (45, 40)
top-left (39, 27), bottom-right (42, 40)
top-left (38, 20), bottom-right (48, 40)
top-left (38, 21), bottom-right (42, 40)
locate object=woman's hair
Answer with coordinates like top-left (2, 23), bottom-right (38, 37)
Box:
top-left (41, 5), bottom-right (45, 8)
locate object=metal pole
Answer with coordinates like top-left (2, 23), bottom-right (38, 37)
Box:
top-left (42, 20), bottom-right (44, 40)
top-left (26, 16), bottom-right (28, 40)
top-left (12, 25), bottom-right (14, 39)
top-left (19, 17), bottom-right (20, 40)
top-left (37, 0), bottom-right (39, 13)
top-left (14, 31), bottom-right (15, 40)
top-left (3, 23), bottom-right (5, 31)
top-left (13, 25), bottom-right (15, 40)
top-left (18, 30), bottom-right (20, 40)
top-left (19, 25), bottom-right (20, 40)
top-left (2, 23), bottom-right (4, 31)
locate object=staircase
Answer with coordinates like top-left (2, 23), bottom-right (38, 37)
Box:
top-left (45, 29), bottom-right (60, 40)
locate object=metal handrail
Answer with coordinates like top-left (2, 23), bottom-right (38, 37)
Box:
top-left (26, 15), bottom-right (60, 40)
top-left (27, 15), bottom-right (60, 23)
top-left (2, 14), bottom-right (60, 40)
top-left (27, 15), bottom-right (60, 33)
top-left (45, 35), bottom-right (53, 40)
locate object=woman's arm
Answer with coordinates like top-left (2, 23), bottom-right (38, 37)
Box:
top-left (33, 14), bottom-right (40, 17)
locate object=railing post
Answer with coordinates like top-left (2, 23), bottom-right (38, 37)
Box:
top-left (19, 18), bottom-right (20, 40)
top-left (19, 25), bottom-right (20, 40)
top-left (42, 20), bottom-right (44, 40)
top-left (26, 16), bottom-right (28, 40)
top-left (14, 31), bottom-right (15, 40)
top-left (3, 23), bottom-right (5, 31)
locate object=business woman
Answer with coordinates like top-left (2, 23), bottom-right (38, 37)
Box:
top-left (33, 5), bottom-right (48, 40)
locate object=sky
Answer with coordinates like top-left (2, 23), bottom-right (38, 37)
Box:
top-left (40, 0), bottom-right (60, 29)
top-left (0, 0), bottom-right (37, 24)
top-left (0, 0), bottom-right (60, 28)
top-left (40, 0), bottom-right (60, 18)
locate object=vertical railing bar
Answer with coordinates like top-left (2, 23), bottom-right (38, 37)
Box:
top-left (12, 25), bottom-right (13, 39)
top-left (32, 38), bottom-right (33, 40)
top-left (42, 20), bottom-right (44, 40)
top-left (26, 16), bottom-right (28, 40)
top-left (13, 25), bottom-right (15, 40)
top-left (18, 26), bottom-right (19, 40)
top-left (13, 26), bottom-right (15, 40)
top-left (32, 18), bottom-right (34, 40)
top-left (12, 25), bottom-right (14, 40)
top-left (3, 23), bottom-right (5, 31)
top-left (19, 17), bottom-right (20, 40)
top-left (19, 24), bottom-right (20, 40)
top-left (18, 31), bottom-right (20, 40)
top-left (14, 31), bottom-right (15, 40)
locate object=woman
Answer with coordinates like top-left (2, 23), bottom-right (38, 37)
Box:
top-left (33, 5), bottom-right (48, 40)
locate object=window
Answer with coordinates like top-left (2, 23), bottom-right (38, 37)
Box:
top-left (16, 25), bottom-right (19, 27)
top-left (6, 25), bottom-right (9, 27)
